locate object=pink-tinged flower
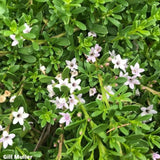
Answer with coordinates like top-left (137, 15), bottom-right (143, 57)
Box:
top-left (88, 31), bottom-right (97, 37)
top-left (104, 85), bottom-right (114, 99)
top-left (125, 76), bottom-right (140, 89)
top-left (96, 94), bottom-right (102, 100)
top-left (130, 63), bottom-right (144, 77)
top-left (112, 54), bottom-right (128, 72)
top-left (55, 78), bottom-right (69, 90)
top-left (69, 77), bottom-right (81, 93)
top-left (50, 97), bottom-right (68, 109)
top-left (86, 44), bottom-right (101, 63)
top-left (86, 48), bottom-right (99, 63)
top-left (94, 44), bottom-right (102, 54)
top-left (23, 23), bottom-right (32, 34)
top-left (12, 107), bottom-right (29, 125)
top-left (152, 152), bottom-right (160, 160)
top-left (141, 105), bottom-right (157, 121)
top-left (68, 95), bottom-right (78, 111)
top-left (10, 35), bottom-right (19, 46)
top-left (89, 88), bottom-right (97, 96)
top-left (47, 84), bottom-right (55, 98)
top-left (77, 94), bottom-right (85, 104)
top-left (59, 113), bottom-right (71, 126)
top-left (0, 131), bottom-right (15, 149)
top-left (66, 58), bottom-right (78, 71)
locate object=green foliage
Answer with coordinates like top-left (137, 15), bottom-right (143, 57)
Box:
top-left (0, 0), bottom-right (160, 159)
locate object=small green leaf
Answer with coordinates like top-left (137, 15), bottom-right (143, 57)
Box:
top-left (65, 119), bottom-right (86, 130)
top-left (19, 46), bottom-right (33, 55)
top-left (20, 55), bottom-right (36, 63)
top-left (38, 75), bottom-right (54, 83)
top-left (35, 0), bottom-right (48, 2)
top-left (32, 41), bottom-right (39, 51)
top-left (91, 124), bottom-right (108, 134)
top-left (56, 37), bottom-right (70, 46)
top-left (108, 17), bottom-right (121, 28)
top-left (30, 151), bottom-right (42, 158)
top-left (62, 67), bottom-right (70, 79)
top-left (75, 21), bottom-right (87, 30)
top-left (89, 24), bottom-right (108, 34)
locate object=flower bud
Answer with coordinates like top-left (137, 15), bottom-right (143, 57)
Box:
top-left (54, 143), bottom-right (57, 147)
top-left (4, 90), bottom-right (11, 97)
top-left (107, 57), bottom-right (112, 61)
top-left (105, 63), bottom-right (110, 67)
top-left (87, 118), bottom-right (91, 122)
top-left (100, 65), bottom-right (103, 69)
top-left (77, 112), bottom-right (82, 118)
top-left (0, 95), bottom-right (6, 103)
top-left (114, 76), bottom-right (118, 80)
top-left (79, 131), bottom-right (83, 135)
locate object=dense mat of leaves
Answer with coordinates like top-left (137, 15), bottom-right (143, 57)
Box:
top-left (0, 0), bottom-right (160, 159)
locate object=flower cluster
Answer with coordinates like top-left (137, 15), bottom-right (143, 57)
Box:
top-left (47, 58), bottom-right (85, 126)
top-left (86, 44), bottom-right (102, 63)
top-left (10, 23), bottom-right (32, 46)
top-left (0, 107), bottom-right (29, 149)
top-left (110, 52), bottom-right (145, 89)
top-left (141, 104), bottom-right (157, 122)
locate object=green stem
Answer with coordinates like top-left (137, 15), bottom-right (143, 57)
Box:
top-left (98, 74), bottom-right (110, 109)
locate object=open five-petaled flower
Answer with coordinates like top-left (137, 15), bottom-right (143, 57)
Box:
top-left (0, 131), bottom-right (15, 149)
top-left (12, 107), bottom-right (29, 125)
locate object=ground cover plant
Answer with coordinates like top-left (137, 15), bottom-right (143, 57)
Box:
top-left (0, 0), bottom-right (160, 159)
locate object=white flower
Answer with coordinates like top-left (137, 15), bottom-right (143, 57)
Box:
top-left (0, 131), bottom-right (15, 149)
top-left (89, 88), bottom-right (97, 96)
top-left (68, 95), bottom-right (78, 111)
top-left (50, 97), bottom-right (68, 109)
top-left (9, 95), bottom-right (16, 103)
top-left (104, 85), bottom-right (114, 99)
top-left (10, 35), bottom-right (19, 46)
top-left (141, 105), bottom-right (157, 121)
top-left (55, 78), bottom-right (69, 90)
top-left (112, 54), bottom-right (128, 72)
top-left (130, 63), bottom-right (144, 77)
top-left (12, 107), bottom-right (29, 125)
top-left (0, 125), bottom-right (4, 131)
top-left (69, 77), bottom-right (81, 93)
top-left (152, 152), bottom-right (160, 160)
top-left (77, 94), bottom-right (85, 104)
top-left (66, 58), bottom-right (78, 71)
top-left (96, 94), bottom-right (102, 100)
top-left (125, 76), bottom-right (140, 89)
top-left (40, 65), bottom-right (46, 74)
top-left (59, 112), bottom-right (71, 126)
top-left (47, 84), bottom-right (55, 98)
top-left (23, 23), bottom-right (32, 34)
top-left (88, 31), bottom-right (97, 37)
